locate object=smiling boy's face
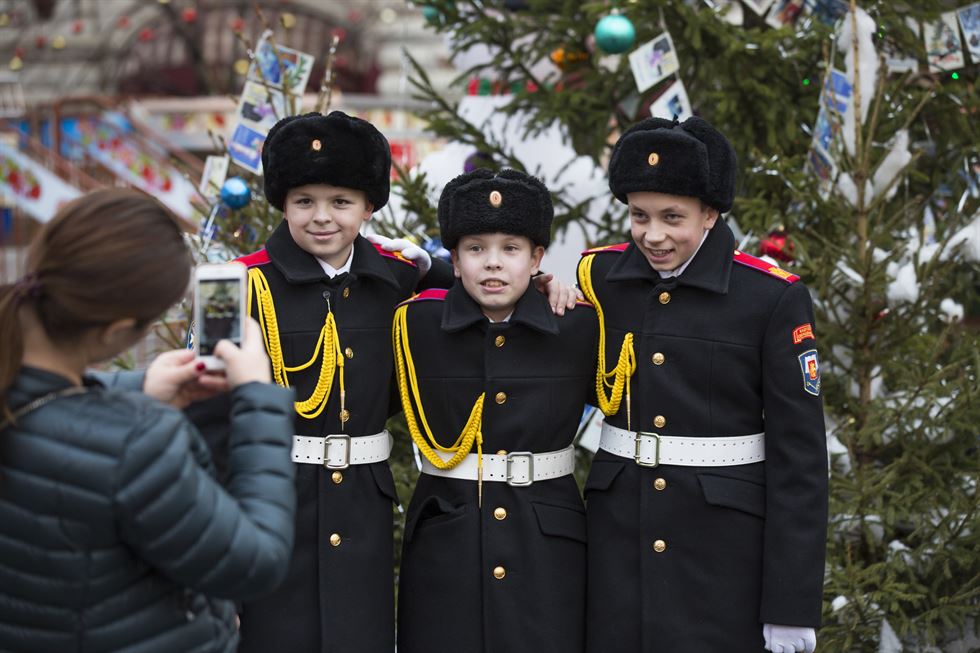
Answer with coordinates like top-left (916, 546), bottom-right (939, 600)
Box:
top-left (627, 191), bottom-right (719, 272)
top-left (451, 233), bottom-right (544, 322)
top-left (283, 183), bottom-right (373, 267)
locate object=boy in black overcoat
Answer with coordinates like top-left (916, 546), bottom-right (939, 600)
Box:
top-left (232, 112), bottom-right (578, 653)
top-left (393, 169), bottom-right (598, 653)
top-left (577, 117), bottom-right (828, 653)
top-left (232, 111), bottom-right (446, 653)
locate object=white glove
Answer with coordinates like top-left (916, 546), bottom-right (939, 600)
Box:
top-left (365, 233), bottom-right (432, 277)
top-left (763, 624), bottom-right (817, 653)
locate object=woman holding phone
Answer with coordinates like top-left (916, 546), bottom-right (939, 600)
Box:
top-left (0, 188), bottom-right (297, 653)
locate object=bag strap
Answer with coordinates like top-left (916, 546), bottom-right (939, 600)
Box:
top-left (2, 386), bottom-right (89, 429)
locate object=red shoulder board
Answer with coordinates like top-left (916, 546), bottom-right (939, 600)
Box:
top-left (373, 243), bottom-right (418, 268)
top-left (399, 288), bottom-right (448, 307)
top-left (733, 250), bottom-right (799, 283)
top-left (581, 242), bottom-right (629, 256)
top-left (235, 249), bottom-right (271, 268)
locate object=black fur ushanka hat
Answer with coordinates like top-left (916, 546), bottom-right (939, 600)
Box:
top-left (608, 116), bottom-right (737, 213)
top-left (438, 169), bottom-right (553, 249)
top-left (261, 111), bottom-right (391, 212)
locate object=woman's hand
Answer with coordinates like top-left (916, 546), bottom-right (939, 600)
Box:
top-left (144, 349), bottom-right (230, 409)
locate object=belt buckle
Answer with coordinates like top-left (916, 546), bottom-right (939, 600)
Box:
top-left (323, 434), bottom-right (351, 469)
top-left (634, 432), bottom-right (660, 467)
top-left (506, 451), bottom-right (534, 487)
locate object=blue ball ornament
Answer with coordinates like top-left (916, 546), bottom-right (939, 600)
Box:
top-left (594, 13), bottom-right (636, 55)
top-left (219, 177), bottom-right (251, 210)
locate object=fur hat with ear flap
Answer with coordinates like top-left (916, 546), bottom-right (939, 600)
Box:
top-left (261, 111), bottom-right (391, 212)
top-left (438, 169), bottom-right (554, 250)
top-left (607, 116), bottom-right (737, 213)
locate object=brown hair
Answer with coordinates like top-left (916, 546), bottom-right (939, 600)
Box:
top-left (0, 188), bottom-right (193, 420)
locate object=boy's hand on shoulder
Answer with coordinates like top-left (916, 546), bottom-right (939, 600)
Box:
top-left (533, 272), bottom-right (582, 316)
top-left (366, 233), bottom-right (432, 276)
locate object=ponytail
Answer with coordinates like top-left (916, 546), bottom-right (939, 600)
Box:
top-left (0, 283), bottom-right (24, 422)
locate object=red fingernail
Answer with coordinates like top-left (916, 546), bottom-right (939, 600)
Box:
top-left (196, 362), bottom-right (206, 371)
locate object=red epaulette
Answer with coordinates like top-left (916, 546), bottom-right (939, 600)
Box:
top-left (235, 249), bottom-right (271, 268)
top-left (398, 288), bottom-right (448, 307)
top-left (373, 243), bottom-right (418, 268)
top-left (581, 242), bottom-right (629, 256)
top-left (733, 250), bottom-right (799, 283)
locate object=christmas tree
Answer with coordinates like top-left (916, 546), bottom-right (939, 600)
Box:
top-left (387, 0), bottom-right (980, 650)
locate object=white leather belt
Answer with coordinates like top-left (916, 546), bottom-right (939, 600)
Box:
top-left (600, 422), bottom-right (765, 467)
top-left (421, 446), bottom-right (576, 486)
top-left (291, 431), bottom-right (392, 469)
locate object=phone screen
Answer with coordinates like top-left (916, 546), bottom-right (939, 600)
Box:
top-left (197, 278), bottom-right (242, 355)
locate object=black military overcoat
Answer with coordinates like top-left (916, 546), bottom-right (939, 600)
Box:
top-left (234, 224), bottom-right (445, 653)
top-left (577, 220), bottom-right (828, 653)
top-left (395, 283), bottom-right (597, 653)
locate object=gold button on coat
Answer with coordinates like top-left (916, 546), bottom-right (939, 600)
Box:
top-left (493, 566), bottom-right (506, 579)
top-left (659, 291), bottom-right (671, 305)
top-left (495, 392), bottom-right (507, 404)
top-left (653, 539), bottom-right (667, 553)
top-left (344, 347), bottom-right (354, 359)
top-left (339, 409), bottom-right (350, 423)
top-left (652, 352), bottom-right (665, 365)
top-left (342, 287), bottom-right (350, 298)
top-left (496, 449), bottom-right (508, 455)
top-left (654, 415), bottom-right (666, 429)
top-left (330, 533), bottom-right (342, 547)
top-left (493, 507), bottom-right (507, 520)
top-left (654, 478), bottom-right (667, 491)
top-left (331, 471), bottom-right (343, 484)
top-left (494, 335), bottom-right (505, 347)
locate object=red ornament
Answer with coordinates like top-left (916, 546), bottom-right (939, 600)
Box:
top-left (117, 15), bottom-right (130, 29)
top-left (331, 27), bottom-right (347, 44)
top-left (759, 228), bottom-right (795, 262)
top-left (181, 7), bottom-right (198, 23)
top-left (34, 35), bottom-right (46, 49)
top-left (138, 27), bottom-right (154, 42)
top-left (231, 17), bottom-right (245, 32)
top-left (14, 47), bottom-right (23, 58)
top-left (71, 20), bottom-right (83, 34)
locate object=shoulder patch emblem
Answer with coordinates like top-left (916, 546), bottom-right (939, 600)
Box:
top-left (733, 250), bottom-right (799, 283)
top-left (793, 323), bottom-right (815, 344)
top-left (581, 242), bottom-right (629, 256)
top-left (798, 349), bottom-right (821, 396)
top-left (373, 242), bottom-right (418, 268)
top-left (235, 249), bottom-right (271, 268)
top-left (398, 288), bottom-right (448, 307)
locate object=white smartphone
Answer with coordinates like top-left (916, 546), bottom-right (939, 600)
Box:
top-left (193, 262), bottom-right (247, 371)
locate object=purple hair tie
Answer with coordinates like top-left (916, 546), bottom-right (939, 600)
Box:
top-left (12, 273), bottom-right (42, 302)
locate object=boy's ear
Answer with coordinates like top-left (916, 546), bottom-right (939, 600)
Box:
top-left (703, 206), bottom-right (720, 230)
top-left (450, 250), bottom-right (462, 278)
top-left (530, 245), bottom-right (546, 276)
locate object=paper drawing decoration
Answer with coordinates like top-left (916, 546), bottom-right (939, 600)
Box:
top-left (628, 31), bottom-right (680, 94)
top-left (925, 11), bottom-right (966, 72)
top-left (649, 80), bottom-right (692, 122)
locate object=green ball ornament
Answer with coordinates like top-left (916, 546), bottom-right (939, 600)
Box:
top-left (594, 13), bottom-right (636, 55)
top-left (422, 5), bottom-right (441, 25)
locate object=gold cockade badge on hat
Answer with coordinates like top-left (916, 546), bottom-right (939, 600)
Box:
top-left (648, 152), bottom-right (660, 166)
top-left (311, 139), bottom-right (322, 151)
top-left (489, 190), bottom-right (503, 207)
